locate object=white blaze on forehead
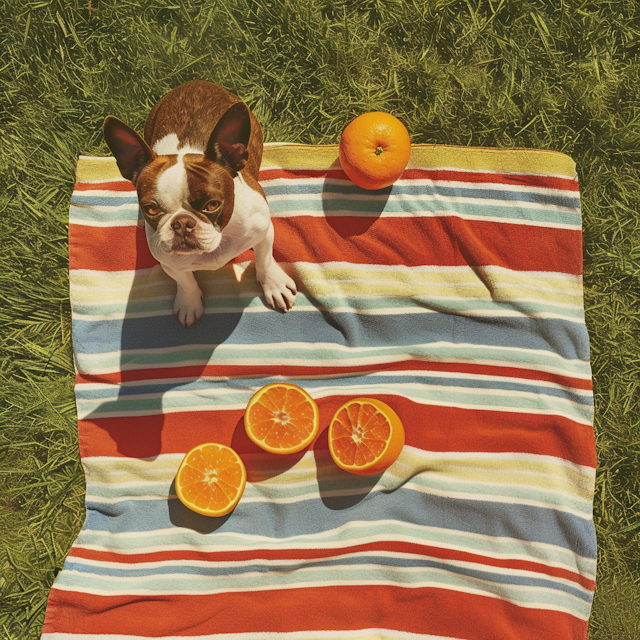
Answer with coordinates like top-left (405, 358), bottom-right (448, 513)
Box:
top-left (153, 133), bottom-right (181, 155)
top-left (153, 133), bottom-right (204, 156)
top-left (156, 156), bottom-right (189, 212)
top-left (152, 134), bottom-right (207, 213)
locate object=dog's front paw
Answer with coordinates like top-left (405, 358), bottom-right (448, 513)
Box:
top-left (174, 288), bottom-right (204, 327)
top-left (258, 264), bottom-right (297, 312)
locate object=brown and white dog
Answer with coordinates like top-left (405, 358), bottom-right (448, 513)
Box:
top-left (103, 80), bottom-right (297, 327)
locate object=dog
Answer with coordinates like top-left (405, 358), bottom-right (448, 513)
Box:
top-left (103, 80), bottom-right (297, 327)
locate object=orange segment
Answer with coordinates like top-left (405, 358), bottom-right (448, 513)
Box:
top-left (175, 443), bottom-right (246, 517)
top-left (245, 382), bottom-right (320, 454)
top-left (328, 398), bottom-right (405, 475)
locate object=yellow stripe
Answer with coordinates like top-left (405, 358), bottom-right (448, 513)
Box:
top-left (74, 143), bottom-right (577, 184)
top-left (260, 143), bottom-right (577, 178)
top-left (83, 449), bottom-right (593, 503)
top-left (75, 156), bottom-right (126, 182)
top-left (70, 263), bottom-right (583, 307)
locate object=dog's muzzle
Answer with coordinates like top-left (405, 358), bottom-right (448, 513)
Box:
top-left (171, 214), bottom-right (203, 252)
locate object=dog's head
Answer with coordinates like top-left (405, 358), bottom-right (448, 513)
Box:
top-left (103, 102), bottom-right (251, 257)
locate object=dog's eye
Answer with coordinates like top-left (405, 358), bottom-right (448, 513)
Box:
top-left (142, 202), bottom-right (162, 216)
top-left (202, 200), bottom-right (222, 213)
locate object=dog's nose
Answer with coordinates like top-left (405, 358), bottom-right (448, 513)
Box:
top-left (171, 215), bottom-right (197, 236)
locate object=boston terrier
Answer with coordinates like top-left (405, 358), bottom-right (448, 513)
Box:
top-left (103, 80), bottom-right (297, 327)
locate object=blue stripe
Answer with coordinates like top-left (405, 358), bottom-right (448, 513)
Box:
top-left (71, 195), bottom-right (139, 207)
top-left (262, 182), bottom-right (581, 210)
top-left (82, 490), bottom-right (597, 559)
top-left (267, 197), bottom-right (581, 226)
top-left (74, 373), bottom-right (593, 406)
top-left (71, 186), bottom-right (581, 211)
top-left (71, 310), bottom-right (591, 362)
top-left (69, 203), bottom-right (138, 220)
top-left (62, 554), bottom-right (591, 602)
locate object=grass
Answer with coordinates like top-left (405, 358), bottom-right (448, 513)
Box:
top-left (0, 0), bottom-right (638, 637)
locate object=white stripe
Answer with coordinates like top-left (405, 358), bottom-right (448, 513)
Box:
top-left (266, 189), bottom-right (580, 214)
top-left (68, 208), bottom-right (581, 231)
top-left (75, 381), bottom-right (593, 422)
top-left (81, 447), bottom-right (595, 479)
top-left (70, 201), bottom-right (138, 213)
top-left (70, 279), bottom-right (584, 299)
top-left (84, 483), bottom-right (592, 519)
top-left (66, 549), bottom-right (592, 598)
top-left (73, 518), bottom-right (596, 574)
top-left (71, 306), bottom-right (585, 324)
top-left (77, 368), bottom-right (591, 396)
top-left (73, 180), bottom-right (578, 201)
top-left (75, 401), bottom-right (592, 425)
top-left (69, 261), bottom-right (584, 281)
top-left (72, 189), bottom-right (135, 197)
top-left (261, 175), bottom-right (578, 198)
top-left (51, 572), bottom-right (590, 620)
top-left (75, 340), bottom-right (591, 373)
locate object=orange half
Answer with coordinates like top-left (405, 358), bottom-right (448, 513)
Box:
top-left (245, 382), bottom-right (320, 454)
top-left (175, 443), bottom-right (246, 516)
top-left (328, 398), bottom-right (405, 475)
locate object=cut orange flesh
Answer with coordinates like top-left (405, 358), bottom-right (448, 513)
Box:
top-left (245, 383), bottom-right (320, 454)
top-left (328, 398), bottom-right (405, 475)
top-left (175, 443), bottom-right (246, 517)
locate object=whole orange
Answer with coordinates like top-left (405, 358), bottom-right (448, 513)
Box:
top-left (339, 112), bottom-right (411, 190)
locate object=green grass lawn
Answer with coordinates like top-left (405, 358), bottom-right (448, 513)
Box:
top-left (1, 1), bottom-right (639, 637)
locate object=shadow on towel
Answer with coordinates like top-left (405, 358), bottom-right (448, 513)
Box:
top-left (313, 427), bottom-right (381, 510)
top-left (81, 237), bottom-right (245, 459)
top-left (167, 478), bottom-right (232, 533)
top-left (323, 178), bottom-right (391, 237)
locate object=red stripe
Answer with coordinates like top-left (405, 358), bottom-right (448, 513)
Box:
top-left (77, 395), bottom-right (596, 468)
top-left (69, 217), bottom-right (583, 274)
top-left (75, 359), bottom-right (592, 391)
top-left (74, 180), bottom-right (135, 191)
top-left (43, 584), bottom-right (588, 638)
top-left (73, 167), bottom-right (579, 193)
top-left (67, 541), bottom-right (594, 590)
top-left (69, 223), bottom-right (158, 271)
top-left (258, 167), bottom-right (580, 192)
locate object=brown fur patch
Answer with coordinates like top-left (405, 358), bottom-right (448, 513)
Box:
top-left (183, 154), bottom-right (235, 229)
top-left (144, 80), bottom-right (264, 184)
top-left (136, 156), bottom-right (178, 228)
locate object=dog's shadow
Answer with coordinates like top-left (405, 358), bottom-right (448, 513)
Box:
top-left (81, 225), bottom-right (253, 460)
top-left (79, 164), bottom-right (393, 532)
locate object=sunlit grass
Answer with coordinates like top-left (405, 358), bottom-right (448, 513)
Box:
top-left (0, 1), bottom-right (638, 637)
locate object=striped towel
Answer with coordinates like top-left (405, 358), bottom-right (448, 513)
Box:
top-left (43, 143), bottom-right (597, 640)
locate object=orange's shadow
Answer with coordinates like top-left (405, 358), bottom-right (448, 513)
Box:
top-left (312, 425), bottom-right (381, 510)
top-left (231, 416), bottom-right (307, 483)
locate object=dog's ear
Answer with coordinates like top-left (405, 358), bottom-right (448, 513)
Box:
top-left (205, 102), bottom-right (251, 176)
top-left (103, 116), bottom-right (155, 184)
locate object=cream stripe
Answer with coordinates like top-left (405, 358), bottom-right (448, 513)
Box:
top-left (78, 369), bottom-right (591, 397)
top-left (51, 572), bottom-right (590, 620)
top-left (66, 550), bottom-right (592, 598)
top-left (261, 175), bottom-right (578, 198)
top-left (72, 524), bottom-right (596, 578)
top-left (74, 146), bottom-right (577, 185)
